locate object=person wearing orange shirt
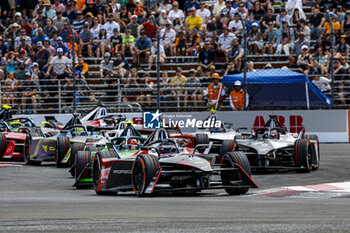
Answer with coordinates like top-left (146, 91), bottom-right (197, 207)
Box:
top-left (67, 34), bottom-right (79, 55)
top-left (229, 80), bottom-right (249, 110)
top-left (205, 73), bottom-right (225, 110)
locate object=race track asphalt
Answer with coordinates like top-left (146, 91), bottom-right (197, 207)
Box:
top-left (0, 144), bottom-right (349, 233)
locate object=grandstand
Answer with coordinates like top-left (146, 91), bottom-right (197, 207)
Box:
top-left (0, 0), bottom-right (349, 114)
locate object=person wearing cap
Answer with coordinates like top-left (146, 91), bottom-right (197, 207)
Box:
top-left (133, 30), bottom-right (151, 67)
top-left (21, 70), bottom-right (41, 114)
top-left (43, 0), bottom-right (57, 20)
top-left (297, 44), bottom-right (314, 75)
top-left (205, 73), bottom-right (225, 110)
top-left (66, 34), bottom-right (79, 56)
top-left (32, 28), bottom-right (47, 46)
top-left (275, 20), bottom-right (295, 55)
top-left (170, 67), bottom-right (188, 107)
top-left (185, 68), bottom-right (202, 108)
top-left (17, 48), bottom-right (32, 68)
top-left (125, 15), bottom-right (140, 38)
top-left (53, 10), bottom-right (67, 32)
top-left (79, 22), bottom-right (94, 57)
top-left (56, 36), bottom-right (71, 58)
top-left (146, 39), bottom-right (166, 70)
top-left (103, 13), bottom-right (120, 39)
top-left (82, 0), bottom-right (99, 17)
top-left (228, 13), bottom-right (244, 35)
top-left (159, 10), bottom-right (172, 29)
top-left (160, 23), bottom-right (176, 56)
top-left (73, 10), bottom-right (86, 34)
top-left (309, 5), bottom-right (325, 40)
top-left (34, 41), bottom-right (52, 71)
top-left (248, 22), bottom-right (263, 55)
top-left (311, 70), bottom-right (331, 94)
top-left (229, 80), bottom-right (248, 111)
top-left (100, 52), bottom-right (114, 80)
top-left (168, 1), bottom-right (185, 24)
top-left (185, 7), bottom-right (203, 31)
top-left (217, 0), bottom-right (235, 26)
top-left (198, 40), bottom-right (215, 76)
top-left (46, 48), bottom-right (72, 79)
top-left (218, 25), bottom-right (236, 62)
top-left (122, 29), bottom-right (135, 57)
top-left (34, 8), bottom-right (47, 28)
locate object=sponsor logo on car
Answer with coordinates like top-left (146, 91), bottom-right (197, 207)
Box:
top-left (112, 169), bottom-right (132, 175)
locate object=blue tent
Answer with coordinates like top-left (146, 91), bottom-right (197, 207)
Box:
top-left (222, 69), bottom-right (331, 108)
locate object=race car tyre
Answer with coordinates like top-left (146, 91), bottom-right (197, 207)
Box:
top-left (0, 134), bottom-right (7, 159)
top-left (294, 139), bottom-right (312, 173)
top-left (132, 154), bottom-right (159, 197)
top-left (221, 151), bottom-right (251, 195)
top-left (55, 136), bottom-right (70, 167)
top-left (69, 143), bottom-right (86, 176)
top-left (219, 140), bottom-right (235, 157)
top-left (92, 151), bottom-right (118, 195)
top-left (75, 151), bottom-right (92, 189)
top-left (23, 135), bottom-right (41, 165)
top-left (303, 134), bottom-right (320, 171)
top-left (86, 145), bottom-right (97, 152)
top-left (195, 134), bottom-right (209, 153)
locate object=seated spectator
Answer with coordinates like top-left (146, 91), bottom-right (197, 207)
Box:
top-left (160, 23), bottom-right (176, 56)
top-left (15, 61), bottom-right (28, 82)
top-left (43, 37), bottom-right (55, 56)
top-left (168, 1), bottom-right (185, 24)
top-left (99, 52), bottom-right (114, 80)
top-left (17, 49), bottom-right (32, 68)
top-left (276, 21), bottom-right (295, 55)
top-left (66, 35), bottom-right (79, 56)
top-left (110, 28), bottom-right (123, 56)
top-left (122, 29), bottom-right (135, 57)
top-left (224, 61), bottom-right (240, 75)
top-left (21, 71), bottom-right (41, 113)
top-left (262, 21), bottom-right (278, 54)
top-left (311, 70), bottom-right (331, 93)
top-left (63, 1), bottom-right (77, 23)
top-left (113, 53), bottom-right (130, 78)
top-left (296, 19), bottom-right (311, 42)
top-left (276, 9), bottom-right (290, 28)
top-left (184, 0), bottom-right (200, 14)
top-left (217, 0), bottom-right (235, 26)
top-left (133, 30), bottom-right (151, 67)
top-left (61, 20), bottom-right (78, 43)
top-left (117, 5), bottom-right (132, 32)
top-left (204, 73), bottom-right (225, 110)
top-left (90, 17), bottom-right (101, 41)
top-left (197, 40), bottom-right (215, 76)
top-left (75, 56), bottom-right (89, 79)
top-left (53, 10), bottom-right (66, 32)
top-left (213, 0), bottom-right (225, 16)
top-left (174, 31), bottom-right (187, 57)
top-left (32, 28), bottom-right (46, 46)
top-left (229, 80), bottom-right (249, 111)
top-left (6, 52), bottom-right (17, 73)
top-left (125, 15), bottom-right (139, 38)
top-left (314, 47), bottom-right (329, 75)
top-left (43, 0), bottom-right (56, 20)
top-left (336, 35), bottom-right (350, 56)
top-left (248, 23), bottom-right (263, 55)
top-left (158, 10), bottom-right (172, 29)
top-left (83, 0), bottom-right (99, 17)
top-left (218, 26), bottom-right (236, 62)
top-left (186, 69), bottom-right (203, 109)
top-left (56, 36), bottom-right (71, 58)
top-left (251, 1), bottom-right (265, 23)
top-left (322, 13), bottom-right (340, 41)
top-left (137, 17), bottom-right (158, 39)
top-left (297, 45), bottom-right (315, 75)
top-left (134, 0), bottom-right (146, 24)
top-left (104, 13), bottom-right (121, 39)
top-left (234, 2), bottom-right (248, 19)
top-left (33, 9), bottom-right (47, 29)
top-left (186, 7), bottom-right (203, 32)
top-left (147, 39), bottom-right (166, 70)
top-left (170, 67), bottom-right (187, 107)
top-left (2, 73), bottom-right (17, 107)
top-left (247, 61), bottom-right (256, 72)
top-left (245, 11), bottom-right (260, 32)
top-left (79, 22), bottom-right (94, 57)
top-left (186, 29), bottom-right (201, 56)
top-left (95, 26), bottom-right (109, 58)
top-left (309, 5), bottom-right (325, 40)
top-left (227, 38), bottom-right (243, 69)
top-left (289, 8), bottom-right (303, 28)
top-left (203, 20), bottom-right (217, 43)
top-left (229, 13), bottom-right (244, 37)
top-left (292, 32), bottom-right (310, 58)
top-left (196, 1), bottom-right (211, 25)
top-left (341, 10), bottom-right (350, 35)
top-left (15, 28), bottom-right (32, 51)
top-left (261, 8), bottom-right (276, 32)
top-left (46, 48), bottom-right (72, 80)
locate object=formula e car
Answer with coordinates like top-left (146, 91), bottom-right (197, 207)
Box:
top-left (234, 115), bottom-right (320, 172)
top-left (72, 122), bottom-right (147, 188)
top-left (89, 128), bottom-right (258, 196)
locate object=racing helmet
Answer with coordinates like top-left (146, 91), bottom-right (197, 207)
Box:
top-left (128, 139), bottom-right (139, 150)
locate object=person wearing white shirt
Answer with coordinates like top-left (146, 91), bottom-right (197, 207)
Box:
top-left (218, 26), bottom-right (236, 62)
top-left (228, 13), bottom-right (244, 35)
top-left (147, 39), bottom-right (166, 70)
top-left (160, 24), bottom-right (176, 56)
top-left (213, 0), bottom-right (226, 16)
top-left (168, 1), bottom-right (185, 24)
top-left (311, 71), bottom-right (331, 93)
top-left (196, 2), bottom-right (211, 24)
top-left (104, 13), bottom-right (120, 39)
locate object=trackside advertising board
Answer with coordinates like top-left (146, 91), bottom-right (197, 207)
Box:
top-left (20, 110), bottom-right (350, 143)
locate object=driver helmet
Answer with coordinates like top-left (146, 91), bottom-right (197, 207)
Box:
top-left (128, 139), bottom-right (138, 150)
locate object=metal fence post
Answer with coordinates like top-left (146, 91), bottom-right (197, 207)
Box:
top-left (118, 78), bottom-right (121, 112)
top-left (58, 80), bottom-right (62, 113)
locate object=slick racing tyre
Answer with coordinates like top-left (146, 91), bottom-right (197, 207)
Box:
top-left (23, 135), bottom-right (40, 165)
top-left (195, 134), bottom-right (209, 153)
top-left (294, 139), bottom-right (312, 173)
top-left (303, 134), bottom-right (320, 171)
top-left (221, 151), bottom-right (251, 195)
top-left (0, 134), bottom-right (7, 159)
top-left (69, 143), bottom-right (86, 176)
top-left (131, 154), bottom-right (159, 197)
top-left (55, 136), bottom-right (70, 167)
top-left (92, 151), bottom-right (118, 195)
top-left (219, 140), bottom-right (235, 158)
top-left (75, 151), bottom-right (92, 186)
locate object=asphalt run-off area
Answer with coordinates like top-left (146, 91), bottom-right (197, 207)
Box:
top-left (0, 144), bottom-right (350, 233)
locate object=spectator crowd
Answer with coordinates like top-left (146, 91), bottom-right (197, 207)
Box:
top-left (0, 0), bottom-right (350, 113)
